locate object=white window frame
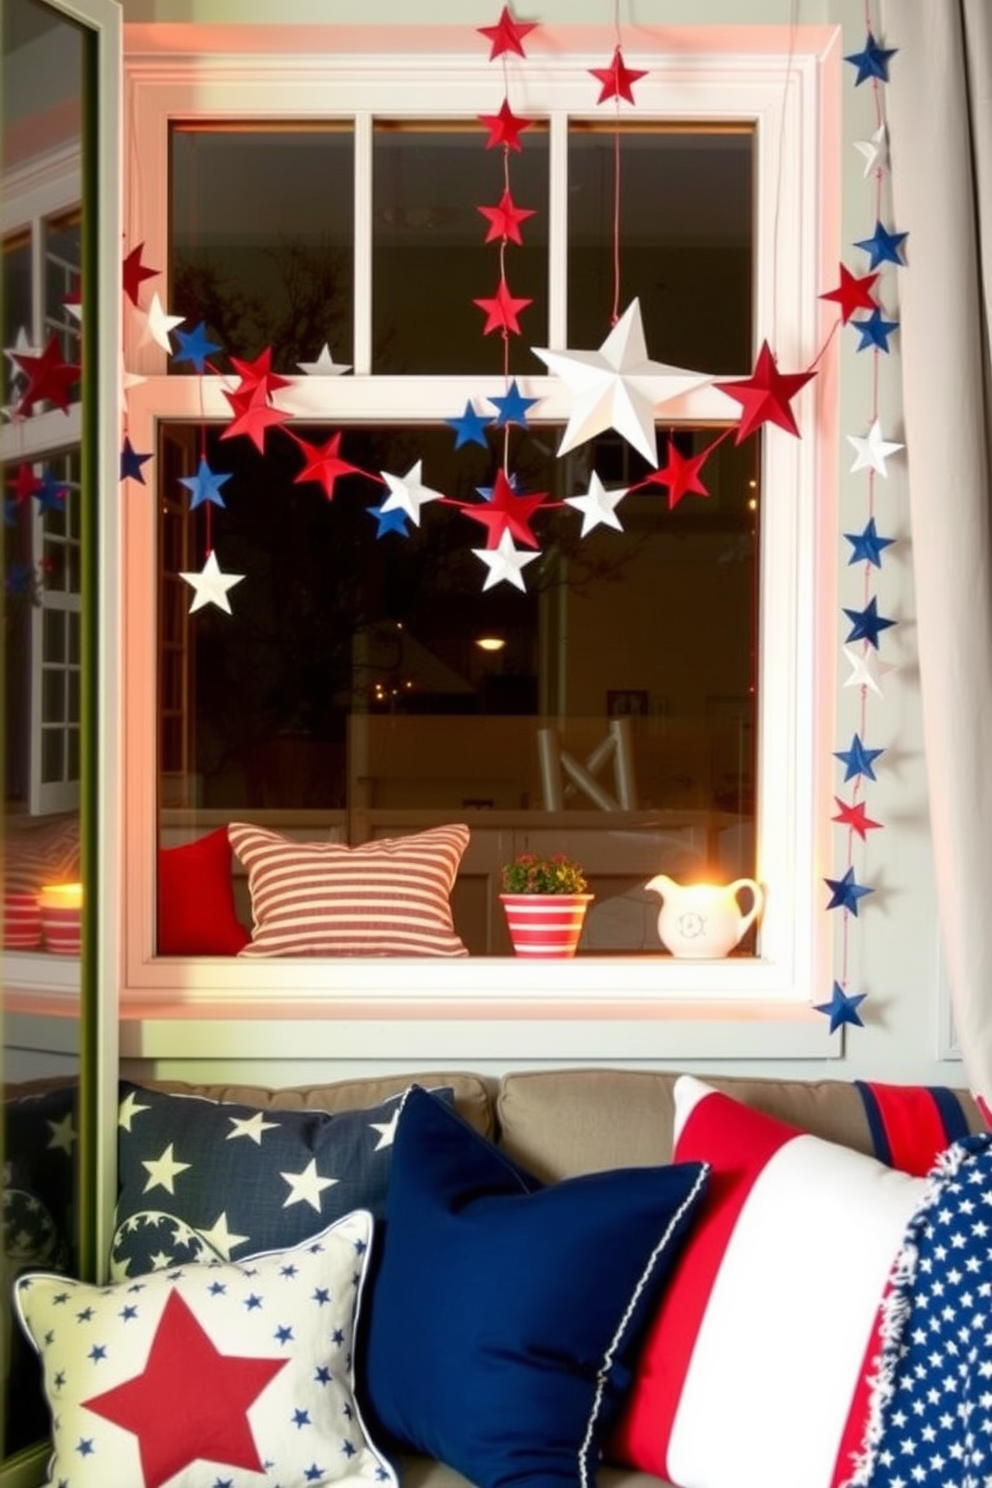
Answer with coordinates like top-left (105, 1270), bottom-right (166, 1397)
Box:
top-left (117, 24), bottom-right (840, 1054)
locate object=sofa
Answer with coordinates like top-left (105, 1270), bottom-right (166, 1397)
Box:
top-left (6, 1065), bottom-right (989, 1488)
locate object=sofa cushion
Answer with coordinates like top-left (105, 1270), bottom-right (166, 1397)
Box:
top-left (15, 1210), bottom-right (394, 1488)
top-left (228, 821), bottom-right (469, 957)
top-left (362, 1086), bottom-right (708, 1488)
top-left (610, 1075), bottom-right (933, 1488)
top-left (111, 1081), bottom-right (453, 1280)
top-left (157, 826), bottom-right (250, 955)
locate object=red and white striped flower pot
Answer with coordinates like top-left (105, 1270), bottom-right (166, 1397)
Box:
top-left (499, 893), bottom-right (593, 958)
top-left (3, 892), bottom-right (43, 949)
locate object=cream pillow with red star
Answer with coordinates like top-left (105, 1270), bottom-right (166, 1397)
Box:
top-left (14, 1209), bottom-right (394, 1488)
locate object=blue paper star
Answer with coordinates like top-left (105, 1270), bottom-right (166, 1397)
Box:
top-left (367, 501), bottom-right (410, 537)
top-left (178, 457), bottom-right (232, 511)
top-left (853, 307), bottom-right (899, 353)
top-left (824, 866), bottom-right (874, 916)
top-left (834, 732), bottom-right (884, 782)
top-left (120, 435), bottom-right (153, 484)
top-left (845, 517), bottom-right (894, 568)
top-left (488, 379), bottom-right (539, 428)
top-left (4, 498), bottom-right (18, 529)
top-left (445, 400), bottom-right (491, 450)
top-left (815, 981), bottom-right (867, 1033)
top-left (843, 594), bottom-right (896, 648)
top-left (844, 31), bottom-right (897, 85)
top-left (171, 321), bottom-right (221, 373)
top-left (34, 469), bottom-right (68, 513)
top-left (854, 221), bottom-right (908, 269)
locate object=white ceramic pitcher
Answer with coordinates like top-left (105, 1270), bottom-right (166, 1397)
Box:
top-left (646, 874), bottom-right (765, 959)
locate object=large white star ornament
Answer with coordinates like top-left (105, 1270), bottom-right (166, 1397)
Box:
top-left (843, 644), bottom-right (897, 697)
top-left (179, 550), bottom-right (246, 615)
top-left (378, 459), bottom-right (445, 526)
top-left (565, 473), bottom-right (628, 536)
top-left (532, 298), bottom-right (710, 466)
top-left (473, 529), bottom-right (541, 592)
top-left (847, 419), bottom-right (904, 477)
top-left (139, 291), bottom-right (185, 351)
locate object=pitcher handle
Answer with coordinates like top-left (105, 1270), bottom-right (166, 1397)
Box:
top-left (728, 878), bottom-right (765, 938)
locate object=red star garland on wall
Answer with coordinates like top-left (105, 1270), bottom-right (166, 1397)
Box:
top-left (820, 262), bottom-right (880, 323)
top-left (11, 335), bottom-right (81, 416)
top-left (219, 381), bottom-right (293, 454)
top-left (229, 346), bottom-right (293, 400)
top-left (85, 1291), bottom-right (286, 1488)
top-left (637, 437), bottom-right (716, 511)
top-left (478, 5), bottom-right (537, 60)
top-left (715, 340), bottom-right (817, 443)
top-left (479, 188), bottom-right (536, 245)
top-left (589, 46), bottom-right (648, 105)
top-left (121, 242), bottom-right (159, 307)
top-left (460, 469), bottom-right (547, 548)
top-left (479, 99), bottom-right (533, 152)
top-left (474, 279), bottom-right (534, 336)
top-left (7, 463), bottom-right (44, 503)
top-left (287, 428), bottom-right (369, 501)
top-left (832, 796), bottom-right (884, 840)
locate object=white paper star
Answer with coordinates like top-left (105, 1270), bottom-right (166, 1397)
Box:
top-left (854, 124), bottom-right (888, 178)
top-left (142, 1141), bottom-right (192, 1195)
top-left (532, 298), bottom-right (710, 465)
top-left (847, 419), bottom-right (904, 477)
top-left (139, 291), bottom-right (185, 351)
top-left (281, 1157), bottom-right (339, 1212)
top-left (198, 1211), bottom-right (250, 1261)
top-left (473, 528), bottom-right (541, 592)
top-left (2, 328), bottom-right (36, 418)
top-left (297, 343), bottom-right (351, 376)
top-left (843, 644), bottom-right (897, 696)
top-left (378, 459), bottom-right (445, 526)
top-left (565, 472), bottom-right (628, 536)
top-left (179, 550), bottom-right (246, 615)
top-left (119, 353), bottom-right (147, 411)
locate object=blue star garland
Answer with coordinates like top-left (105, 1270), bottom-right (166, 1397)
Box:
top-left (852, 307), bottom-right (899, 353)
top-left (854, 220), bottom-right (908, 269)
top-left (844, 32), bottom-right (897, 86)
top-left (824, 866), bottom-right (874, 916)
top-left (815, 981), bottom-right (868, 1033)
top-left (844, 516), bottom-right (894, 567)
top-left (834, 733), bottom-right (885, 784)
top-left (179, 457), bottom-right (233, 511)
top-left (445, 401), bottom-right (492, 449)
top-left (843, 594), bottom-right (897, 648)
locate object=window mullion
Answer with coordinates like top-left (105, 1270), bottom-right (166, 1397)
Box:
top-left (353, 111), bottom-right (372, 376)
top-left (547, 110), bottom-right (568, 349)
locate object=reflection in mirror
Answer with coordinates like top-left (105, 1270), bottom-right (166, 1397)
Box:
top-left (2, 0), bottom-right (85, 1468)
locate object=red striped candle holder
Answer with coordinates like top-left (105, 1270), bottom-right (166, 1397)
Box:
top-left (39, 883), bottom-right (83, 955)
top-left (3, 892), bottom-right (43, 949)
top-left (499, 894), bottom-right (593, 958)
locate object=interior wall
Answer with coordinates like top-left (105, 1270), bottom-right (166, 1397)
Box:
top-left (113, 0), bottom-right (953, 1092)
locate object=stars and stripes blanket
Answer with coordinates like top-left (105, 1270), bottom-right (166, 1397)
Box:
top-left (843, 1131), bottom-right (992, 1488)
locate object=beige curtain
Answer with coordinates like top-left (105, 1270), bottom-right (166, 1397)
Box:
top-left (882, 0), bottom-right (992, 1109)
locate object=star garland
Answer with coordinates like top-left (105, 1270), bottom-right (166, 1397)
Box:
top-left (816, 7), bottom-right (904, 1037)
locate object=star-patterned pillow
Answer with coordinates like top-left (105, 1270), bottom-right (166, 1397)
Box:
top-left (112, 1082), bottom-right (451, 1281)
top-left (15, 1209), bottom-right (396, 1488)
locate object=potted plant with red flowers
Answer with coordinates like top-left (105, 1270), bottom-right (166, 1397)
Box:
top-left (498, 852), bottom-right (593, 958)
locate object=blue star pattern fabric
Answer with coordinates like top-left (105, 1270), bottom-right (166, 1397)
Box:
top-left (844, 31), bottom-right (897, 85)
top-left (824, 865), bottom-right (874, 915)
top-left (15, 1210), bottom-right (397, 1488)
top-left (815, 981), bottom-right (867, 1033)
top-left (846, 518), bottom-right (895, 568)
top-left (112, 1082), bottom-right (453, 1281)
top-left (855, 221), bottom-right (909, 269)
top-left (841, 1133), bottom-right (992, 1488)
top-left (835, 733), bottom-right (885, 782)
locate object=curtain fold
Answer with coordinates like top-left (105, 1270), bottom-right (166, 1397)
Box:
top-left (882, 0), bottom-right (992, 1106)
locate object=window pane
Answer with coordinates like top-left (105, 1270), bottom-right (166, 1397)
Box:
top-left (44, 206), bottom-right (83, 385)
top-left (41, 728), bottom-right (63, 785)
top-left (170, 126), bottom-right (354, 373)
top-left (372, 123), bottom-right (549, 375)
top-left (1, 230), bottom-right (30, 409)
top-left (44, 608), bottom-right (66, 664)
top-left (43, 668), bottom-right (64, 724)
top-left (157, 420), bottom-right (757, 952)
top-left (568, 127), bottom-right (753, 373)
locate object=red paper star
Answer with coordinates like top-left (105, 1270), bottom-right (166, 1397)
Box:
top-left (122, 243), bottom-right (159, 307)
top-left (715, 340), bottom-right (816, 443)
top-left (229, 346), bottom-right (293, 399)
top-left (84, 1291), bottom-right (286, 1488)
top-left (12, 335), bottom-right (81, 416)
top-left (478, 6), bottom-right (536, 60)
top-left (590, 46), bottom-right (648, 104)
top-left (289, 428), bottom-right (364, 501)
top-left (832, 796), bottom-right (883, 840)
top-left (478, 188), bottom-right (536, 246)
top-left (479, 99), bottom-right (533, 152)
top-left (820, 263), bottom-right (880, 324)
top-left (220, 382), bottom-right (292, 453)
top-left (640, 439), bottom-right (714, 510)
top-left (7, 463), bottom-right (43, 503)
top-left (461, 468), bottom-right (547, 548)
top-left (474, 278), bottom-right (533, 336)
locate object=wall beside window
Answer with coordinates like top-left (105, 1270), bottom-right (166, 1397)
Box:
top-left (112, 0), bottom-right (949, 1088)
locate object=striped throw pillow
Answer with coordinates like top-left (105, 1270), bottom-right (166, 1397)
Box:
top-left (228, 822), bottom-right (469, 957)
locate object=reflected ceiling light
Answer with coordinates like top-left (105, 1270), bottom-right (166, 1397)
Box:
top-left (475, 635), bottom-right (506, 652)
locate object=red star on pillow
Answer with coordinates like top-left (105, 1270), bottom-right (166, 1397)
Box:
top-left (220, 382), bottom-right (292, 453)
top-left (289, 428), bottom-right (365, 501)
top-left (479, 99), bottom-right (533, 152)
top-left (590, 46), bottom-right (648, 104)
top-left (639, 438), bottom-right (715, 510)
top-left (715, 340), bottom-right (816, 443)
top-left (11, 335), bottom-right (81, 416)
top-left (461, 468), bottom-right (547, 548)
top-left (84, 1291), bottom-right (285, 1488)
top-left (478, 6), bottom-right (536, 60)
top-left (819, 263), bottom-right (880, 324)
top-left (122, 243), bottom-right (159, 308)
top-left (474, 279), bottom-right (533, 336)
top-left (478, 188), bottom-right (536, 245)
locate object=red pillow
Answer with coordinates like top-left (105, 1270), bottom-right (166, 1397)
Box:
top-left (157, 828), bottom-right (250, 955)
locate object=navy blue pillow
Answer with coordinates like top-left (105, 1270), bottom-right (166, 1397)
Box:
top-left (361, 1086), bottom-right (708, 1488)
top-left (111, 1081), bottom-right (451, 1279)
